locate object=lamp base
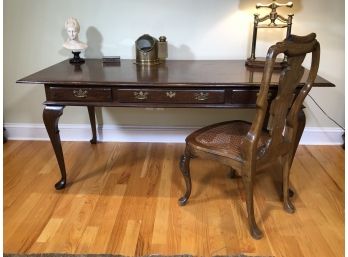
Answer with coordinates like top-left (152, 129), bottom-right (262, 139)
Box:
top-left (245, 57), bottom-right (287, 70)
top-left (70, 51), bottom-right (85, 64)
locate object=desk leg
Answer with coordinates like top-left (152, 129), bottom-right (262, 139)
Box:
top-left (43, 106), bottom-right (67, 190)
top-left (87, 106), bottom-right (97, 144)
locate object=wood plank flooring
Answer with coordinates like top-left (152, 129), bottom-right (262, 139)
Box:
top-left (4, 141), bottom-right (344, 256)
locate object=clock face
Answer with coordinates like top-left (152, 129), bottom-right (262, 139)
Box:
top-left (136, 34), bottom-right (156, 52)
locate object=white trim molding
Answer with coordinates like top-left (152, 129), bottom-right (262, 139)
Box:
top-left (4, 123), bottom-right (344, 145)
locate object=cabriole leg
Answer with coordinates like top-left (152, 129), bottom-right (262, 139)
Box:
top-left (43, 105), bottom-right (67, 190)
top-left (178, 147), bottom-right (192, 206)
top-left (282, 156), bottom-right (296, 213)
top-left (242, 166), bottom-right (263, 239)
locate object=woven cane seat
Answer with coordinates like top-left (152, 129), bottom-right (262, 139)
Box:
top-left (187, 120), bottom-right (270, 161)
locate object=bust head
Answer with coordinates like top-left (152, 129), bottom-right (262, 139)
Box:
top-left (63, 17), bottom-right (87, 51)
top-left (65, 17), bottom-right (80, 41)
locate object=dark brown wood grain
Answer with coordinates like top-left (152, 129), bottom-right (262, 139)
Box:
top-left (18, 59), bottom-right (333, 87)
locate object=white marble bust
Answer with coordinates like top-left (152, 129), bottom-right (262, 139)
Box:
top-left (63, 17), bottom-right (87, 51)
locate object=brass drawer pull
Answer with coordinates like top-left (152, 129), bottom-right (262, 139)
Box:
top-left (166, 91), bottom-right (176, 98)
top-left (134, 91), bottom-right (148, 100)
top-left (73, 89), bottom-right (88, 98)
top-left (194, 92), bottom-right (209, 101)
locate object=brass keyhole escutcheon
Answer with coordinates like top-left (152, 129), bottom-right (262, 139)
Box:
top-left (194, 92), bottom-right (209, 101)
top-left (73, 89), bottom-right (88, 98)
top-left (134, 91), bottom-right (149, 100)
top-left (166, 91), bottom-right (176, 98)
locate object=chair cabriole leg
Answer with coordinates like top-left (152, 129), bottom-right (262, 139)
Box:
top-left (283, 156), bottom-right (296, 213)
top-left (243, 169), bottom-right (263, 239)
top-left (178, 147), bottom-right (192, 206)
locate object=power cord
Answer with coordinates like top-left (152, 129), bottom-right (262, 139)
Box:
top-left (307, 94), bottom-right (345, 130)
top-left (307, 93), bottom-right (345, 149)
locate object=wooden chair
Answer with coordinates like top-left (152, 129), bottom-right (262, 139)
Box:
top-left (178, 33), bottom-right (320, 239)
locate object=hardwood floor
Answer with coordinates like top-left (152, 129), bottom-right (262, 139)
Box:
top-left (4, 141), bottom-right (344, 256)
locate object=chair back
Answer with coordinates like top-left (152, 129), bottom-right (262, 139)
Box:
top-left (242, 33), bottom-right (320, 160)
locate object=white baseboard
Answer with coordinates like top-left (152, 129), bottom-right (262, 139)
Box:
top-left (4, 123), bottom-right (344, 145)
top-left (299, 127), bottom-right (344, 145)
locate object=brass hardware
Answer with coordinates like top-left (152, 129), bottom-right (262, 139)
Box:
top-left (166, 91), bottom-right (176, 98)
top-left (194, 92), bottom-right (209, 101)
top-left (73, 89), bottom-right (88, 98)
top-left (256, 1), bottom-right (293, 27)
top-left (246, 1), bottom-right (293, 69)
top-left (134, 91), bottom-right (149, 100)
top-left (158, 36), bottom-right (168, 60)
top-left (135, 34), bottom-right (168, 65)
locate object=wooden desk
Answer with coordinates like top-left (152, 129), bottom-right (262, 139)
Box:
top-left (17, 59), bottom-right (334, 189)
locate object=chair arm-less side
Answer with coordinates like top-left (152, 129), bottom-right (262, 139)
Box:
top-left (178, 33), bottom-right (320, 239)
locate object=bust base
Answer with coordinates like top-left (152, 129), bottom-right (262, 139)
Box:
top-left (70, 51), bottom-right (85, 64)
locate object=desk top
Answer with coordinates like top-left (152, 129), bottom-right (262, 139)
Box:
top-left (18, 59), bottom-right (334, 88)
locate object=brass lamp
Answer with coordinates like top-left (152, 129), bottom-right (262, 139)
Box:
top-left (246, 0), bottom-right (293, 69)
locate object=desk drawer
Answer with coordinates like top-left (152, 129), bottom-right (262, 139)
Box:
top-left (117, 89), bottom-right (225, 104)
top-left (231, 89), bottom-right (274, 104)
top-left (47, 87), bottom-right (112, 102)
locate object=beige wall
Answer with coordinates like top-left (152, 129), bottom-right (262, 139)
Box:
top-left (4, 0), bottom-right (344, 128)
